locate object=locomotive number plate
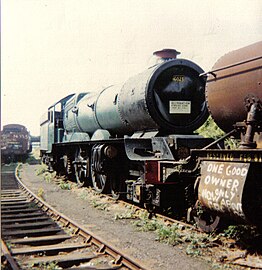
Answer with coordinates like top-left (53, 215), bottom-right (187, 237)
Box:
top-left (169, 101), bottom-right (191, 114)
top-left (173, 75), bottom-right (184, 82)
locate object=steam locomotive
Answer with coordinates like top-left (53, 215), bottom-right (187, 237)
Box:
top-left (1, 124), bottom-right (32, 163)
top-left (40, 42), bottom-right (262, 232)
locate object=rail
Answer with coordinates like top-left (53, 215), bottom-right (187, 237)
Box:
top-left (1, 164), bottom-right (148, 270)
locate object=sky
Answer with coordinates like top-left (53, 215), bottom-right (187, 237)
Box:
top-left (2, 0), bottom-right (262, 135)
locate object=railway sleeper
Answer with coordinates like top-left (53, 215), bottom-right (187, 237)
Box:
top-left (1, 201), bottom-right (31, 206)
top-left (1, 204), bottom-right (37, 210)
top-left (2, 220), bottom-right (58, 230)
top-left (1, 216), bottom-right (50, 224)
top-left (22, 252), bottom-right (100, 268)
top-left (1, 212), bottom-right (47, 219)
top-left (8, 234), bottom-right (71, 245)
top-left (11, 242), bottom-right (90, 255)
top-left (2, 226), bottom-right (63, 237)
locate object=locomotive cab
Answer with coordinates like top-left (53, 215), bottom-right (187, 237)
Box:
top-left (40, 94), bottom-right (74, 161)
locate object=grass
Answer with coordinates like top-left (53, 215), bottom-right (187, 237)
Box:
top-left (221, 225), bottom-right (252, 240)
top-left (156, 223), bottom-right (182, 245)
top-left (80, 191), bottom-right (89, 200)
top-left (114, 208), bottom-right (137, 220)
top-left (73, 192), bottom-right (225, 258)
top-left (35, 164), bottom-right (57, 183)
top-left (36, 164), bottom-right (48, 176)
top-left (58, 180), bottom-right (72, 190)
top-left (29, 262), bottom-right (61, 270)
top-left (37, 187), bottom-right (45, 200)
top-left (133, 211), bottom-right (160, 232)
top-left (220, 224), bottom-right (261, 250)
top-left (91, 199), bottom-right (109, 211)
top-left (130, 210), bottom-right (224, 256)
top-left (132, 212), bottom-right (183, 245)
top-left (184, 233), bottom-right (214, 256)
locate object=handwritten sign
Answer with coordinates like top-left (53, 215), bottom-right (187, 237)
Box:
top-left (198, 161), bottom-right (250, 219)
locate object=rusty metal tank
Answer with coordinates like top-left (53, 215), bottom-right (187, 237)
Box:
top-left (206, 41), bottom-right (262, 132)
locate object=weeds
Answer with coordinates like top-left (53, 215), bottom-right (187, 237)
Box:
top-left (16, 163), bottom-right (23, 178)
top-left (58, 181), bottom-right (71, 190)
top-left (35, 165), bottom-right (56, 183)
top-left (133, 217), bottom-right (160, 232)
top-left (43, 172), bottom-right (52, 183)
top-left (36, 165), bottom-right (48, 176)
top-left (196, 116), bottom-right (239, 149)
top-left (185, 233), bottom-right (206, 256)
top-left (131, 210), bottom-right (222, 256)
top-left (91, 199), bottom-right (109, 211)
top-left (133, 213), bottom-right (183, 246)
top-left (114, 209), bottom-right (137, 220)
top-left (37, 187), bottom-right (45, 200)
top-left (221, 224), bottom-right (260, 248)
top-left (29, 261), bottom-right (61, 270)
top-left (186, 240), bottom-right (202, 256)
top-left (221, 225), bottom-right (248, 240)
top-left (185, 232), bottom-right (219, 257)
top-left (27, 202), bottom-right (37, 209)
top-left (196, 116), bottom-right (224, 139)
top-left (80, 191), bottom-right (89, 200)
top-left (156, 224), bottom-right (182, 245)
top-left (5, 242), bottom-right (14, 249)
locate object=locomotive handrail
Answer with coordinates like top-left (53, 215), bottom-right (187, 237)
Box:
top-left (202, 129), bottom-right (237, 150)
top-left (200, 55), bottom-right (262, 78)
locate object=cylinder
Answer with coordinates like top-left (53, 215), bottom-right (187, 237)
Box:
top-left (206, 41), bottom-right (262, 132)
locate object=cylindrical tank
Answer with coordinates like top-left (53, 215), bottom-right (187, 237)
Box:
top-left (64, 58), bottom-right (208, 136)
top-left (206, 41), bottom-right (262, 132)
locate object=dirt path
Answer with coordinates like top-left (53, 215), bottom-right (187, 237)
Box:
top-left (19, 164), bottom-right (225, 270)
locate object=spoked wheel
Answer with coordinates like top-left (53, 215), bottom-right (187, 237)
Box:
top-left (73, 148), bottom-right (87, 187)
top-left (91, 171), bottom-right (110, 193)
top-left (193, 201), bottom-right (220, 233)
top-left (91, 145), bottom-right (110, 194)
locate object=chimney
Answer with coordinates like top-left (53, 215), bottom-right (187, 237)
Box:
top-left (153, 49), bottom-right (181, 61)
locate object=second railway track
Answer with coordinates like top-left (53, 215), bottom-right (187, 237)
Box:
top-left (1, 164), bottom-right (148, 270)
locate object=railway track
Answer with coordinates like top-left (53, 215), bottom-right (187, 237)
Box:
top-left (1, 164), bottom-right (148, 270)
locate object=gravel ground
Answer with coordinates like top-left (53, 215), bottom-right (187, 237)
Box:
top-left (19, 164), bottom-right (225, 270)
